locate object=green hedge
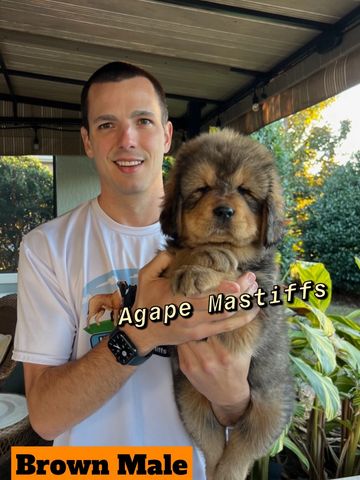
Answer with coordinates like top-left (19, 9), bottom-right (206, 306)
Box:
top-left (300, 160), bottom-right (360, 293)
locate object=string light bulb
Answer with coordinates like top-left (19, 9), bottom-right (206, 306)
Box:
top-left (252, 91), bottom-right (260, 112)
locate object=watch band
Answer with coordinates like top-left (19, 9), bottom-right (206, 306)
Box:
top-left (127, 351), bottom-right (153, 366)
top-left (108, 328), bottom-right (152, 366)
top-left (153, 345), bottom-right (171, 357)
top-left (109, 281), bottom-right (171, 363)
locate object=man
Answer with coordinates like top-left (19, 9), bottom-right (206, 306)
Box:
top-left (13, 62), bottom-right (259, 477)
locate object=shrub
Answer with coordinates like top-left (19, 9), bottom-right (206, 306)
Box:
top-left (0, 156), bottom-right (53, 272)
top-left (301, 160), bottom-right (360, 293)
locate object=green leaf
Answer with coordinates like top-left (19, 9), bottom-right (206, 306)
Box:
top-left (330, 315), bottom-right (360, 347)
top-left (308, 305), bottom-right (335, 336)
top-left (289, 329), bottom-right (306, 340)
top-left (332, 336), bottom-right (360, 373)
top-left (347, 309), bottom-right (360, 322)
top-left (287, 297), bottom-right (335, 336)
top-left (291, 355), bottom-right (340, 420)
top-left (268, 429), bottom-right (285, 456)
top-left (352, 388), bottom-right (360, 408)
top-left (285, 295), bottom-right (312, 314)
top-left (334, 374), bottom-right (356, 396)
top-left (330, 314), bottom-right (360, 332)
top-left (289, 328), bottom-right (307, 349)
top-left (301, 324), bottom-right (337, 374)
top-left (290, 261), bottom-right (332, 312)
top-left (284, 437), bottom-right (310, 471)
top-left (355, 256), bottom-right (360, 270)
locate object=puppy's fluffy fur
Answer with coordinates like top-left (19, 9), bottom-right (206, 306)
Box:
top-left (160, 129), bottom-right (293, 480)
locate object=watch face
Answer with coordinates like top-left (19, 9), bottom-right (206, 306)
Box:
top-left (108, 330), bottom-right (137, 365)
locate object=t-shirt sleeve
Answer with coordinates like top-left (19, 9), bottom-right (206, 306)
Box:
top-left (13, 233), bottom-right (77, 366)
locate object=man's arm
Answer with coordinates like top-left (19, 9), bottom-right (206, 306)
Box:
top-left (24, 252), bottom-right (258, 440)
top-left (24, 339), bottom-right (136, 440)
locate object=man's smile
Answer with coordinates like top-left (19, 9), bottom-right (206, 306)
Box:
top-left (113, 157), bottom-right (145, 174)
top-left (114, 159), bottom-right (144, 166)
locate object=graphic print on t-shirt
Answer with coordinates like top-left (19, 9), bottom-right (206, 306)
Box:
top-left (82, 268), bottom-right (138, 348)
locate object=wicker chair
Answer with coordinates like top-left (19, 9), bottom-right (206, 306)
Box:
top-left (0, 294), bottom-right (17, 384)
top-left (0, 294), bottom-right (51, 476)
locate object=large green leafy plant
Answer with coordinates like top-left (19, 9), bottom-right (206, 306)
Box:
top-left (286, 260), bottom-right (359, 479)
top-left (250, 259), bottom-right (359, 479)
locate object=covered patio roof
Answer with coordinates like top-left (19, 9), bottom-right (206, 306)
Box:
top-left (0, 0), bottom-right (359, 154)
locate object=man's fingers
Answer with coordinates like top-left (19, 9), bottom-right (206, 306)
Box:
top-left (218, 305), bottom-right (260, 331)
top-left (216, 280), bottom-right (241, 295)
top-left (235, 272), bottom-right (257, 294)
top-left (186, 272), bottom-right (258, 305)
top-left (193, 305), bottom-right (261, 340)
top-left (187, 281), bottom-right (240, 300)
top-left (178, 341), bottom-right (214, 374)
top-left (177, 342), bottom-right (196, 373)
top-left (140, 250), bottom-right (173, 279)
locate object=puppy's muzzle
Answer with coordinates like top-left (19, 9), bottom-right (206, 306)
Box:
top-left (213, 205), bottom-right (235, 220)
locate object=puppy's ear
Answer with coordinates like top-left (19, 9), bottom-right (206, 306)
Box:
top-left (159, 171), bottom-right (183, 240)
top-left (261, 173), bottom-right (284, 248)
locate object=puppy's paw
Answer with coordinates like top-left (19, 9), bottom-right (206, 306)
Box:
top-left (193, 247), bottom-right (238, 273)
top-left (171, 265), bottom-right (220, 296)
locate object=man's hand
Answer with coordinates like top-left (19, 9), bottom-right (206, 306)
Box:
top-left (177, 337), bottom-right (253, 426)
top-left (127, 251), bottom-right (259, 356)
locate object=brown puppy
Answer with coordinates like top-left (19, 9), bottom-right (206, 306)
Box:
top-left (160, 129), bottom-right (293, 480)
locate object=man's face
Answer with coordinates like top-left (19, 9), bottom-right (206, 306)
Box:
top-left (81, 76), bottom-right (172, 199)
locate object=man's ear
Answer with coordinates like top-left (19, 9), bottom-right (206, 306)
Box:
top-left (81, 126), bottom-right (94, 158)
top-left (261, 173), bottom-right (284, 248)
top-left (159, 169), bottom-right (182, 240)
top-left (163, 121), bottom-right (173, 154)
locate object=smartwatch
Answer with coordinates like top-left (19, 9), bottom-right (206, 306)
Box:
top-left (108, 328), bottom-right (152, 366)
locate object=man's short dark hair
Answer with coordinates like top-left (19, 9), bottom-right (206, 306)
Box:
top-left (81, 61), bottom-right (169, 131)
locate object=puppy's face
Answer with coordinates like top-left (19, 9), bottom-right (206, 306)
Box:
top-left (160, 129), bottom-right (283, 251)
top-left (179, 159), bottom-right (264, 248)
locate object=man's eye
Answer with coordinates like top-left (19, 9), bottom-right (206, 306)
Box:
top-left (138, 118), bottom-right (153, 126)
top-left (98, 122), bottom-right (113, 129)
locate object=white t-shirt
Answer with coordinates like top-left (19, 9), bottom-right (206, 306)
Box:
top-left (13, 198), bottom-right (205, 477)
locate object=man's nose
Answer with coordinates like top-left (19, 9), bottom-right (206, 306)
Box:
top-left (117, 124), bottom-right (137, 149)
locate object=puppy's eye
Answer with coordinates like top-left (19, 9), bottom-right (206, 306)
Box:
top-left (238, 186), bottom-right (261, 213)
top-left (196, 186), bottom-right (211, 194)
top-left (237, 186), bottom-right (251, 196)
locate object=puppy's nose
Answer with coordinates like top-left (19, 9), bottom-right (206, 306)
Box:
top-left (213, 205), bottom-right (235, 219)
